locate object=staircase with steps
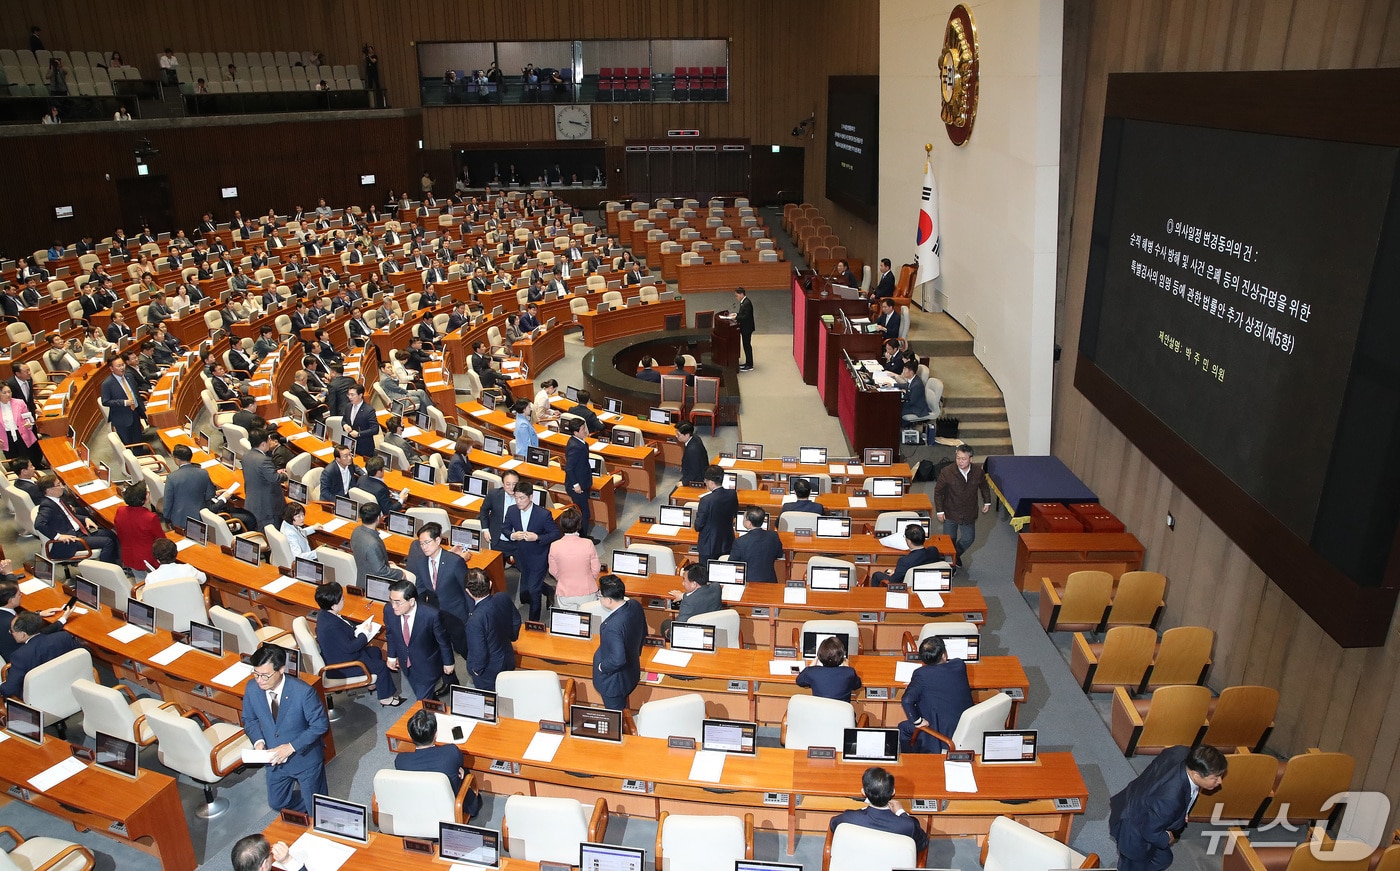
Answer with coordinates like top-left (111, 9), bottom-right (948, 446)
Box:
top-left (905, 312), bottom-right (1013, 456)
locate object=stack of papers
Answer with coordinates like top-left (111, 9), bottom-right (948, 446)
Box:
top-left (92, 495), bottom-right (124, 511)
top-left (262, 578), bottom-right (297, 594)
top-left (894, 661), bottom-right (920, 683)
top-left (688, 750), bottom-right (727, 783)
top-left (163, 428), bottom-right (190, 439)
top-left (280, 832), bottom-right (356, 871)
top-left (716, 457), bottom-right (736, 468)
top-left (720, 584), bottom-right (744, 603)
top-left (470, 408), bottom-right (491, 418)
top-left (241, 748), bottom-right (278, 764)
top-left (433, 439), bottom-right (455, 450)
top-left (500, 459), bottom-right (523, 470)
top-left (916, 591), bottom-right (945, 608)
top-left (879, 532), bottom-right (910, 551)
top-left (885, 591), bottom-right (910, 609)
top-left (452, 494), bottom-right (482, 509)
top-left (212, 662), bottom-right (255, 687)
top-left (647, 524), bottom-right (682, 537)
top-left (847, 496), bottom-right (868, 508)
top-left (944, 759), bottom-right (978, 793)
top-left (108, 624), bottom-right (148, 644)
top-left (846, 465), bottom-right (865, 476)
top-left (402, 426), bottom-right (423, 437)
top-left (74, 480), bottom-right (108, 495)
top-left (174, 539), bottom-right (199, 551)
top-left (651, 649), bottom-right (692, 668)
top-left (151, 642), bottom-right (192, 665)
top-left (784, 587), bottom-right (808, 605)
top-left (29, 757), bottom-right (87, 791)
top-left (319, 518), bottom-right (348, 534)
top-left (523, 732), bottom-right (563, 762)
top-left (18, 579), bottom-right (49, 595)
top-left (769, 660), bottom-right (803, 676)
top-left (829, 464), bottom-right (846, 475)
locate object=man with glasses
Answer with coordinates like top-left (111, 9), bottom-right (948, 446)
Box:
top-left (502, 481), bottom-right (559, 622)
top-left (383, 579), bottom-right (455, 700)
top-left (241, 645), bottom-right (328, 814)
top-left (407, 522), bottom-right (470, 655)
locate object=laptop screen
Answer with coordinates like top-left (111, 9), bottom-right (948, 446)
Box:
top-left (182, 518), bottom-right (209, 546)
top-left (701, 719), bottom-right (757, 755)
top-left (721, 472), bottom-right (738, 490)
top-left (127, 598), bottom-right (155, 633)
top-left (526, 446), bottom-right (550, 467)
top-left (610, 428), bottom-right (636, 447)
top-left (466, 476), bottom-right (489, 497)
top-left (364, 575), bottom-right (393, 602)
top-left (869, 477), bottom-right (904, 497)
top-left (580, 843), bottom-right (646, 871)
top-left (814, 516), bottom-right (851, 538)
top-left (565, 386), bottom-right (580, 403)
top-left (481, 391), bottom-right (497, 411)
top-left (95, 731), bottom-right (139, 778)
top-left (450, 526), bottom-right (483, 552)
top-left (333, 495), bottom-right (356, 520)
top-left (549, 608), bottom-right (591, 639)
top-left (445, 423), bottom-right (463, 441)
top-left (736, 863), bottom-right (803, 871)
top-left (841, 727), bottom-right (900, 763)
top-left (569, 705), bottom-right (622, 743)
top-left (288, 480), bottom-right (309, 503)
top-left (862, 447), bottom-right (894, 466)
top-left (233, 536), bottom-right (261, 566)
top-left (605, 397), bottom-right (623, 414)
top-left (798, 446), bottom-right (827, 464)
top-left (4, 699), bottom-right (43, 745)
top-left (670, 622), bottom-right (716, 652)
top-left (982, 730), bottom-right (1038, 764)
top-left (449, 685), bottom-right (498, 723)
top-left (611, 550), bottom-right (650, 578)
top-left (909, 566), bottom-right (952, 592)
top-left (942, 634), bottom-right (980, 662)
top-left (807, 565), bottom-right (851, 591)
top-left (708, 560), bottom-right (745, 585)
top-left (295, 557), bottom-right (325, 583)
top-left (312, 794), bottom-right (368, 842)
top-left (32, 556), bottom-right (54, 584)
top-left (439, 822), bottom-right (500, 867)
top-left (189, 621), bottom-right (223, 656)
top-left (74, 577), bottom-right (100, 609)
top-left (411, 461), bottom-right (435, 484)
top-left (658, 505), bottom-right (692, 527)
top-left (649, 408), bottom-right (670, 424)
top-left (386, 511), bottom-right (416, 537)
top-left (736, 442), bottom-right (763, 460)
top-left (482, 435), bottom-right (505, 456)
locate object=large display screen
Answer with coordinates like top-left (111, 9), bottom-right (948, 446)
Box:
top-left (825, 76), bottom-right (878, 221)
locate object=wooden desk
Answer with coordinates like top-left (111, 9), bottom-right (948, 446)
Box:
top-left (1012, 532), bottom-right (1147, 592)
top-left (513, 321), bottom-right (566, 375)
top-left (0, 731), bottom-right (196, 871)
top-left (577, 298), bottom-right (687, 347)
top-left (819, 321), bottom-right (885, 416)
top-left (838, 358), bottom-right (902, 456)
top-left (676, 260), bottom-right (791, 294)
top-left (546, 396), bottom-right (682, 468)
top-left (259, 820), bottom-right (543, 870)
top-left (667, 487), bottom-right (932, 522)
top-left (720, 457), bottom-right (915, 489)
top-left (791, 273), bottom-right (871, 385)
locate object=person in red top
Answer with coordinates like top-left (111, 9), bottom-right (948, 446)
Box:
top-left (113, 481), bottom-right (165, 579)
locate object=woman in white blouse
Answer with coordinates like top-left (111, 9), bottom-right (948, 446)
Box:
top-left (280, 503), bottom-right (318, 562)
top-left (82, 325), bottom-right (113, 360)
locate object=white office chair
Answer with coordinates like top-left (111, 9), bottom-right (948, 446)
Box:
top-left (77, 559), bottom-right (137, 606)
top-left (797, 619), bottom-right (860, 656)
top-left (372, 769), bottom-right (470, 837)
top-left (291, 616), bottom-right (375, 721)
top-left (624, 541), bottom-right (676, 576)
top-left (71, 678), bottom-right (168, 746)
top-left (806, 556), bottom-right (858, 586)
top-left (144, 705), bottom-right (251, 818)
top-left (633, 693), bottom-right (705, 741)
top-left (782, 695), bottom-right (857, 750)
top-left (313, 547), bottom-right (357, 588)
top-left (656, 812), bottom-right (753, 871)
top-left (21, 649), bottom-right (96, 739)
top-left (982, 814), bottom-right (1096, 870)
top-left (502, 795), bottom-right (608, 864)
top-left (263, 524), bottom-right (294, 569)
top-left (826, 823), bottom-right (919, 871)
top-left (920, 692), bottom-right (1015, 754)
top-left (0, 828), bottom-right (95, 871)
top-left (406, 506), bottom-right (450, 533)
top-left (778, 510), bottom-right (821, 533)
top-left (285, 450), bottom-right (314, 483)
top-left (873, 511), bottom-right (925, 535)
top-left (138, 575), bottom-right (208, 632)
top-left (208, 604), bottom-right (291, 655)
top-left (913, 621), bottom-right (980, 646)
top-left (495, 671), bottom-right (572, 723)
top-left (686, 608), bottom-right (742, 649)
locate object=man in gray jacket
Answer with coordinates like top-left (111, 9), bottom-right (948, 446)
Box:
top-left (350, 502), bottom-right (405, 588)
top-left (240, 428), bottom-right (287, 533)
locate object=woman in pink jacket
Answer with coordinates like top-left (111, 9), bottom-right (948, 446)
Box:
top-left (547, 507), bottom-right (601, 608)
top-left (0, 383), bottom-right (43, 468)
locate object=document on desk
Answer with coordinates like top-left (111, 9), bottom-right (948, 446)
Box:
top-left (74, 479), bottom-right (109, 496)
top-left (688, 750), bottom-right (727, 783)
top-left (847, 496), bottom-right (868, 509)
top-left (783, 586), bottom-right (808, 605)
top-left (283, 832), bottom-right (356, 871)
top-left (647, 524), bottom-right (682, 537)
top-left (916, 591), bottom-right (945, 609)
top-left (846, 464), bottom-right (865, 476)
top-left (262, 577), bottom-right (297, 594)
top-left (108, 623), bottom-right (149, 644)
top-left (944, 759), bottom-right (978, 793)
top-left (175, 538), bottom-right (199, 551)
top-left (434, 713), bottom-right (477, 745)
top-left (212, 661), bottom-right (255, 687)
top-left (885, 592), bottom-right (910, 610)
top-left (500, 459), bottom-right (523, 470)
top-left (470, 408), bottom-right (491, 418)
top-left (433, 438), bottom-right (455, 450)
top-left (769, 659), bottom-right (804, 676)
top-left (716, 457), bottom-right (736, 468)
top-left (318, 518), bottom-right (349, 534)
top-left (720, 584), bottom-right (745, 603)
top-left (829, 464), bottom-right (846, 475)
top-left (92, 495), bottom-right (124, 511)
top-left (151, 642), bottom-right (192, 665)
top-left (28, 756), bottom-right (87, 792)
top-left (402, 426), bottom-right (423, 437)
top-left (162, 428), bottom-right (189, 439)
top-left (241, 748), bottom-right (278, 764)
top-left (56, 461), bottom-right (86, 473)
top-left (452, 494), bottom-right (483, 509)
top-left (650, 649), bottom-right (692, 668)
top-left (18, 579), bottom-right (50, 595)
top-left (895, 661), bottom-right (920, 683)
top-left (878, 532), bottom-right (910, 551)
top-left (522, 731), bottom-right (564, 762)
top-left (200, 459), bottom-right (220, 469)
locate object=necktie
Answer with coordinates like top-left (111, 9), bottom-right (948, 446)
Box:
top-left (59, 499), bottom-right (83, 533)
top-left (119, 375), bottom-right (135, 404)
top-left (268, 690), bottom-right (279, 720)
top-left (401, 614), bottom-right (412, 668)
top-left (430, 557), bottom-right (439, 590)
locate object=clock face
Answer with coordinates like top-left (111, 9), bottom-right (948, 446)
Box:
top-left (555, 105), bottom-right (592, 141)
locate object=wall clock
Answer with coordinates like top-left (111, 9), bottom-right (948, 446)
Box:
top-left (940, 4), bottom-right (980, 146)
top-left (554, 104), bottom-right (593, 141)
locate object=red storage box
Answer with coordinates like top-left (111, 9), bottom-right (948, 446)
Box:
top-left (1028, 502), bottom-right (1086, 534)
top-left (1066, 501), bottom-right (1126, 533)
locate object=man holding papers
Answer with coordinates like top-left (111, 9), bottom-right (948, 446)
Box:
top-left (241, 645), bottom-right (329, 814)
top-left (869, 525), bottom-right (946, 586)
top-left (897, 635), bottom-right (973, 754)
top-left (313, 581), bottom-right (402, 707)
top-left (592, 574), bottom-right (646, 711)
top-left (828, 767), bottom-right (929, 855)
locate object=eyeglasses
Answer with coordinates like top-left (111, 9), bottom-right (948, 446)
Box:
top-left (251, 670), bottom-right (279, 682)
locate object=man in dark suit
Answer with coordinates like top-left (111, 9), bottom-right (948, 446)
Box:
top-left (359, 457), bottom-right (406, 517)
top-left (313, 581), bottom-right (402, 705)
top-left (897, 635), bottom-right (973, 753)
top-left (871, 258), bottom-right (895, 299)
top-left (877, 298), bottom-right (902, 342)
top-left (347, 308), bottom-right (374, 347)
top-left (9, 460), bottom-right (43, 506)
top-left (395, 709), bottom-right (483, 817)
top-left (0, 612), bottom-right (83, 698)
top-left (241, 645), bottom-right (330, 814)
top-left (591, 574), bottom-right (646, 710)
top-left (635, 357), bottom-right (661, 383)
top-left (101, 357), bottom-right (145, 444)
top-left (319, 446), bottom-right (361, 503)
top-left (209, 362), bottom-right (238, 406)
top-left (565, 389), bottom-right (602, 435)
top-left (164, 444), bottom-right (237, 531)
top-left (661, 562), bottom-right (723, 641)
top-left (503, 480), bottom-right (560, 621)
top-left (384, 579), bottom-right (456, 700)
top-left (734, 286), bottom-right (755, 371)
top-left (729, 507), bottom-right (783, 583)
top-left (828, 767), bottom-right (929, 856)
top-left (241, 429), bottom-right (287, 533)
top-left (342, 384), bottom-right (381, 458)
top-left (0, 580), bottom-right (68, 661)
top-left (561, 418), bottom-right (593, 537)
top-left (780, 477), bottom-right (826, 517)
top-left (870, 524), bottom-right (945, 586)
top-left (406, 523), bottom-right (471, 656)
top-left (34, 474), bottom-right (119, 564)
top-left (676, 423), bottom-right (708, 486)
top-left (6, 364), bottom-right (37, 416)
top-left (1110, 745), bottom-right (1227, 871)
top-left (232, 393), bottom-right (266, 434)
top-left (694, 465), bottom-right (738, 566)
top-left (463, 568), bottom-right (521, 691)
top-left (105, 309), bottom-right (133, 344)
top-left (478, 470), bottom-right (518, 560)
top-left (324, 364), bottom-right (357, 421)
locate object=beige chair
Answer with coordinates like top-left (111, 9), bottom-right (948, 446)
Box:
top-left (1071, 625), bottom-right (1156, 693)
top-left (138, 574), bottom-right (208, 632)
top-left (495, 670), bottom-right (574, 723)
top-left (0, 827), bottom-right (95, 871)
top-left (687, 608), bottom-right (742, 649)
top-left (18, 649), bottom-right (97, 739)
top-left (632, 693), bottom-right (705, 741)
top-left (1110, 684), bottom-right (1211, 756)
top-left (655, 812), bottom-right (753, 871)
top-left (372, 769), bottom-right (472, 838)
top-left (1143, 626), bottom-right (1214, 690)
top-left (208, 604), bottom-right (291, 655)
top-left (778, 510), bottom-right (820, 533)
top-left (502, 795), bottom-right (608, 864)
top-left (1039, 570), bottom-right (1113, 633)
top-left (796, 618), bottom-right (860, 657)
top-left (624, 541), bottom-right (677, 576)
top-left (77, 559), bottom-right (137, 608)
top-left (1104, 570), bottom-right (1167, 629)
top-left (912, 692), bottom-right (1014, 753)
top-left (781, 695), bottom-right (857, 750)
top-left (71, 678), bottom-right (170, 745)
top-left (689, 376), bottom-right (721, 435)
top-left (980, 814), bottom-right (1098, 870)
top-left (1187, 750), bottom-right (1279, 824)
top-left (291, 616), bottom-right (375, 720)
top-left (824, 823), bottom-right (921, 871)
top-left (1202, 685), bottom-right (1278, 751)
top-left (144, 705), bottom-right (250, 818)
top-left (263, 524), bottom-right (294, 569)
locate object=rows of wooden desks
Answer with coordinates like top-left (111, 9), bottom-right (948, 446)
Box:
top-left (718, 455), bottom-right (916, 490)
top-left (507, 629), bottom-right (1026, 728)
top-left (577, 296), bottom-right (687, 347)
top-left (545, 394), bottom-right (684, 467)
top-left (384, 705), bottom-right (1084, 853)
top-left (668, 485), bottom-right (933, 522)
top-left (677, 260), bottom-right (793, 294)
top-left (622, 522), bottom-right (957, 582)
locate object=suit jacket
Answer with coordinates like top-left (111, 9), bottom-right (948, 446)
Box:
top-left (0, 628), bottom-right (82, 697)
top-left (35, 496), bottom-right (92, 559)
top-left (592, 599), bottom-right (646, 703)
top-left (101, 372), bottom-right (144, 433)
top-left (873, 270), bottom-right (895, 299)
top-left (1109, 745), bottom-right (1194, 871)
top-left (675, 583), bottom-right (723, 624)
top-left (885, 545), bottom-right (945, 586)
top-left (781, 498), bottom-right (826, 517)
top-left (319, 463), bottom-right (361, 504)
top-left (636, 368), bottom-right (661, 383)
top-left (314, 609), bottom-right (380, 681)
top-left (406, 542), bottom-right (470, 626)
top-left (900, 659), bottom-right (973, 753)
top-left (342, 402), bottom-right (380, 456)
top-left (503, 503), bottom-right (559, 583)
top-left (396, 743), bottom-right (467, 794)
top-left (326, 376), bottom-right (357, 420)
top-left (164, 462), bottom-right (218, 529)
top-left (729, 528), bottom-right (784, 583)
top-left (736, 296), bottom-right (755, 333)
top-left (350, 524), bottom-right (404, 587)
top-left (13, 477), bottom-right (42, 506)
top-left (829, 806), bottom-right (928, 854)
top-left (566, 403), bottom-right (602, 435)
top-left (878, 308), bottom-right (901, 341)
top-left (464, 592), bottom-right (521, 684)
top-left (796, 664), bottom-right (862, 703)
top-left (0, 607), bottom-right (65, 661)
top-left (694, 487), bottom-right (739, 561)
top-left (383, 602), bottom-right (453, 698)
top-left (232, 409), bottom-right (266, 433)
top-left (105, 321), bottom-right (132, 343)
top-left (360, 475), bottom-right (402, 516)
top-left (240, 675), bottom-right (328, 773)
top-left (562, 436), bottom-right (591, 498)
top-left (478, 485), bottom-right (511, 546)
top-left (6, 377), bottom-right (36, 415)
top-left (241, 448), bottom-right (285, 532)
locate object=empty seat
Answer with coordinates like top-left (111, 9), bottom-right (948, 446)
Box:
top-left (1039, 570), bottom-right (1113, 633)
top-left (1110, 684), bottom-right (1211, 756)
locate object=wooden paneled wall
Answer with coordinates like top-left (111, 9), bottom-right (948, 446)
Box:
top-left (1056, 0), bottom-right (1400, 821)
top-left (0, 0), bottom-right (880, 266)
top-left (0, 114), bottom-right (421, 255)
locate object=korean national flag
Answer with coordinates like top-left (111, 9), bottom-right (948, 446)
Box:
top-left (915, 160), bottom-right (941, 286)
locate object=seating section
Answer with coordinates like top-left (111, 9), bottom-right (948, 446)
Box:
top-left (1109, 683), bottom-right (1278, 757)
top-left (168, 50), bottom-right (361, 92)
top-left (0, 48), bottom-right (138, 98)
top-left (1189, 749), bottom-right (1355, 829)
top-left (783, 203), bottom-right (848, 267)
top-left (1070, 624), bottom-right (1214, 693)
top-left (1039, 569), bottom-right (1166, 633)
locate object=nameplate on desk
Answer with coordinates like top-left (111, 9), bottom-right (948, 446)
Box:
top-left (768, 485), bottom-right (786, 495)
top-left (751, 607), bottom-right (770, 618)
top-left (888, 582), bottom-right (907, 593)
top-left (806, 746), bottom-right (837, 760)
top-left (911, 798), bottom-right (945, 812)
top-left (638, 515), bottom-right (656, 525)
top-left (793, 528), bottom-right (813, 540)
top-left (523, 620), bottom-right (547, 633)
top-left (402, 837), bottom-right (434, 854)
top-left (621, 778), bottom-right (652, 794)
top-left (781, 457), bottom-right (797, 466)
top-left (489, 760), bottom-right (521, 775)
top-left (279, 809), bottom-right (311, 828)
top-left (853, 489), bottom-right (869, 497)
top-left (421, 698), bottom-right (446, 714)
top-left (726, 679), bottom-right (749, 693)
top-left (762, 792), bottom-right (790, 807)
top-left (859, 612), bottom-right (880, 623)
top-left (539, 862), bottom-right (572, 871)
top-left (904, 653), bottom-right (922, 662)
top-left (1001, 688), bottom-right (1025, 701)
top-left (642, 635), bottom-right (665, 647)
top-left (345, 585), bottom-right (365, 598)
top-left (1054, 797), bottom-right (1082, 811)
top-left (538, 720), bottom-right (565, 735)
top-left (947, 750), bottom-right (974, 764)
top-left (69, 744), bottom-right (95, 763)
top-left (667, 736), bottom-right (696, 750)
top-left (865, 687), bottom-right (889, 700)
